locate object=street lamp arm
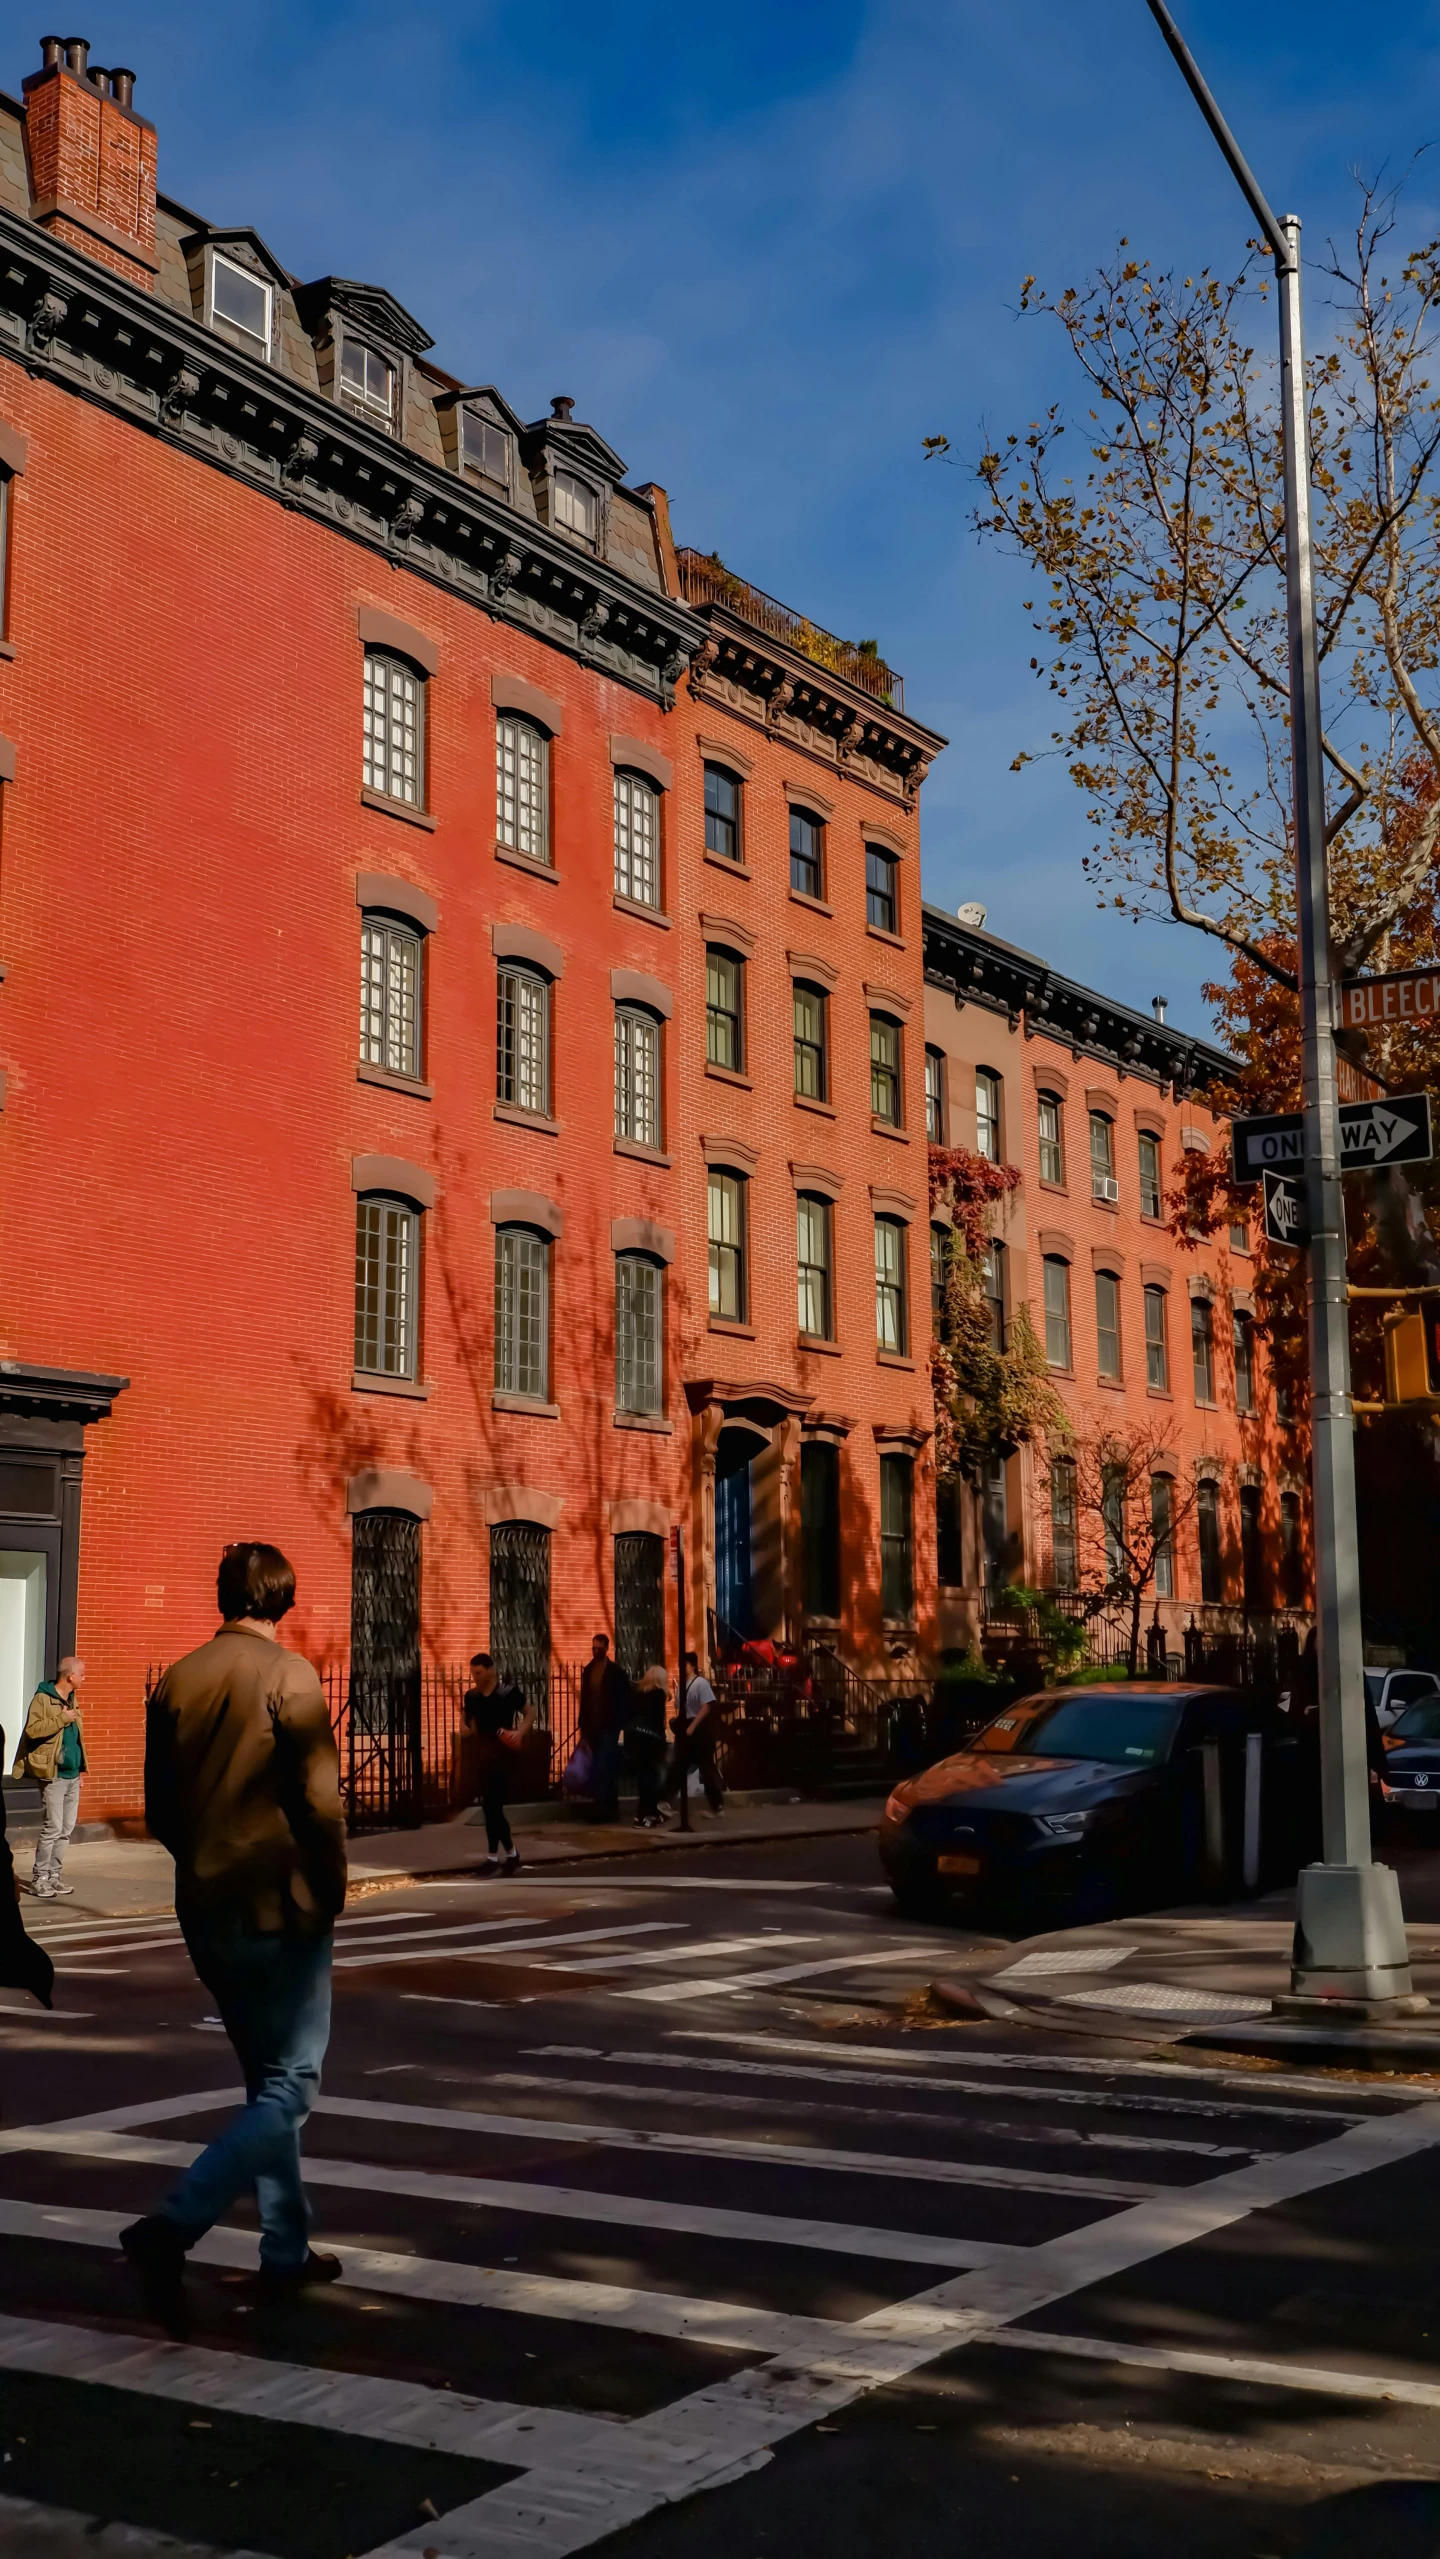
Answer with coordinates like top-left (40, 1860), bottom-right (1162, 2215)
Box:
top-left (1144, 0), bottom-right (1292, 271)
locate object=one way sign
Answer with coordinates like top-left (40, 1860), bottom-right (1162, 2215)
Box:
top-left (1233, 1093), bottom-right (1433, 1185)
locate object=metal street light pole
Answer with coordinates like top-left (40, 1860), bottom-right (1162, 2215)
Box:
top-left (1145, 0), bottom-right (1415, 2004)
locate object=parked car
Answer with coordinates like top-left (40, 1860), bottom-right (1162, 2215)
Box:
top-left (1365, 1667), bottom-right (1440, 1731)
top-left (879, 1680), bottom-right (1274, 1921)
top-left (1378, 1693), bottom-right (1440, 1821)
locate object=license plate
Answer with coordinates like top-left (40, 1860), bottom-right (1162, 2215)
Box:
top-left (937, 1852), bottom-right (981, 1875)
top-left (1408, 1791), bottom-right (1438, 1808)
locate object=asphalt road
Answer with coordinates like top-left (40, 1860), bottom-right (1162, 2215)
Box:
top-left (4, 1829), bottom-right (1440, 2559)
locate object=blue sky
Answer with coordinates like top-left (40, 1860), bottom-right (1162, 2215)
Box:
top-left (55, 0), bottom-right (1440, 1043)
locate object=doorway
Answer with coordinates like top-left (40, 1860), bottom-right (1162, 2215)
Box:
top-left (0, 1548), bottom-right (50, 1774)
top-left (715, 1427), bottom-right (757, 1639)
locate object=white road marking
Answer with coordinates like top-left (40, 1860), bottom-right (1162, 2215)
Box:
top-left (302, 2092), bottom-right (1158, 2202)
top-left (684, 2032), bottom-right (1391, 2113)
top-left (624, 1947), bottom-right (936, 2002)
top-left (21, 2128), bottom-right (1018, 2271)
top-left (494, 2068), bottom-right (1258, 2160)
top-left (2, 2087), bottom-right (243, 2141)
top-left (363, 2099), bottom-right (1440, 2559)
top-left (0, 2309), bottom-right (633, 2467)
top-left (330, 1914), bottom-right (628, 1964)
top-left (28, 1916), bottom-right (182, 1942)
top-left (334, 1921), bottom-right (685, 1972)
top-left (52, 1967), bottom-right (131, 1976)
top-left (542, 1934), bottom-right (820, 1973)
top-left (0, 2197), bottom-right (846, 2358)
top-left (984, 2322), bottom-right (1440, 2407)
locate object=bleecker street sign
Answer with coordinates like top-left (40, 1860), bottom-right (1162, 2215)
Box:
top-left (1263, 1169), bottom-right (1309, 1250)
top-left (1337, 963), bottom-right (1440, 1031)
top-left (1233, 1093), bottom-right (1434, 1184)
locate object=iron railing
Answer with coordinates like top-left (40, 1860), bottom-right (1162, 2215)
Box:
top-left (675, 547), bottom-right (904, 707)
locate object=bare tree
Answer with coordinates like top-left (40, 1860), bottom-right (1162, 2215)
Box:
top-left (1048, 1413), bottom-right (1203, 1677)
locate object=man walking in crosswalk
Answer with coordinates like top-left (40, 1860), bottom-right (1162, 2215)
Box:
top-left (121, 1541), bottom-right (348, 2330)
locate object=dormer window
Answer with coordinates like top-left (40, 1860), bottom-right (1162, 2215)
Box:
top-left (553, 470), bottom-right (597, 542)
top-left (340, 337), bottom-right (395, 424)
top-left (210, 253), bottom-right (272, 362)
top-left (462, 410), bottom-right (510, 487)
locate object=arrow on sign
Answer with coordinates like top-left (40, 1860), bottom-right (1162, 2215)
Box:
top-left (1234, 1093), bottom-right (1433, 1183)
top-left (1263, 1169), bottom-right (1309, 1250)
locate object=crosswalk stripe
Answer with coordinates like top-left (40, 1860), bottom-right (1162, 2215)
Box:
top-left (490, 2068), bottom-right (1259, 2160)
top-left (0, 2198), bottom-right (847, 2357)
top-left (623, 1946), bottom-right (937, 2001)
top-left (333, 1920), bottom-right (684, 1971)
top-left (303, 2092), bottom-right (1160, 2202)
top-left (0, 2309), bottom-right (633, 2468)
top-left (24, 2128), bottom-right (1019, 2269)
top-left (542, 1933), bottom-right (820, 1973)
top-left (982, 2322), bottom-right (1440, 2408)
top-left (330, 1914), bottom-right (649, 1964)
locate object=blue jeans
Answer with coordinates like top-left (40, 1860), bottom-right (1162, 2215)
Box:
top-left (165, 1919), bottom-right (333, 2271)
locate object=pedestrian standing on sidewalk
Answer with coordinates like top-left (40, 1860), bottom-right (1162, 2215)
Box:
top-left (664, 1651), bottom-right (725, 1817)
top-left (122, 1541), bottom-right (347, 2332)
top-left (13, 1656), bottom-right (87, 1900)
top-left (577, 1634), bottom-right (630, 1823)
top-left (463, 1654), bottom-right (532, 1871)
top-left (625, 1666), bottom-right (671, 1829)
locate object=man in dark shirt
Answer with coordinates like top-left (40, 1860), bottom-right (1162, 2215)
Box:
top-left (463, 1653), bottom-right (531, 1871)
top-left (577, 1633), bottom-right (630, 1822)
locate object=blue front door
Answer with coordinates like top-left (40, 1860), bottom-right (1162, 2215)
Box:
top-left (715, 1439), bottom-right (754, 1638)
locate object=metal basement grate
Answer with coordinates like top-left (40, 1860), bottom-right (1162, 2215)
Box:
top-left (1056, 1982), bottom-right (1273, 2018)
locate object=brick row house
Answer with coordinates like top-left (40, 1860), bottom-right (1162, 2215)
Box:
top-left (922, 906), bottom-right (1312, 1657)
top-left (0, 38), bottom-right (946, 1816)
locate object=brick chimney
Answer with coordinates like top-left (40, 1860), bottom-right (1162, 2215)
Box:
top-left (22, 36), bottom-right (158, 291)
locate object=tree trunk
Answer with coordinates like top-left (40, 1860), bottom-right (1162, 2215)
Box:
top-left (1128, 1580), bottom-right (1144, 1679)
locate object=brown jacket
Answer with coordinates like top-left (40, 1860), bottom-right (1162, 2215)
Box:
top-left (13, 1686), bottom-right (86, 1784)
top-left (144, 1626), bottom-right (347, 1934)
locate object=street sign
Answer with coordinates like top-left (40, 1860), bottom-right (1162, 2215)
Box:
top-left (1262, 1168), bottom-right (1309, 1250)
top-left (1337, 963), bottom-right (1440, 1032)
top-left (1232, 1093), bottom-right (1434, 1184)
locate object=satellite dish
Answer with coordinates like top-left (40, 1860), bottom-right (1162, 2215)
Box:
top-left (955, 901), bottom-right (988, 929)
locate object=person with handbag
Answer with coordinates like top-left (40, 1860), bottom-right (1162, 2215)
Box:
top-left (13, 1655), bottom-right (87, 1899)
top-left (463, 1654), bottom-right (532, 1872)
top-left (624, 1665), bottom-right (671, 1830)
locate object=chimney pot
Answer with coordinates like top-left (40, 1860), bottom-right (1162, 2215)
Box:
top-left (60, 36), bottom-right (89, 74)
top-left (91, 65), bottom-right (111, 95)
top-left (110, 65), bottom-right (135, 106)
top-left (38, 35), bottom-right (63, 67)
top-left (1152, 996), bottom-right (1168, 1023)
top-left (550, 395), bottom-right (574, 422)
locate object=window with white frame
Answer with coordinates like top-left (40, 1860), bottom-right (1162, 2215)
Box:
top-left (1192, 1294), bottom-right (1216, 1404)
top-left (1152, 1473), bottom-right (1176, 1599)
top-left (363, 651), bottom-right (423, 806)
top-left (495, 715), bottom-right (549, 863)
top-left (496, 964), bottom-right (550, 1115)
top-left (975, 1067), bottom-right (1002, 1162)
top-left (706, 948), bottom-right (743, 1072)
top-left (339, 336), bottom-right (395, 422)
top-left (616, 1254), bottom-right (663, 1415)
top-left (1138, 1129), bottom-right (1163, 1220)
top-left (925, 1047), bottom-right (946, 1142)
top-left (982, 1236), bottom-right (1006, 1350)
top-left (553, 469), bottom-right (597, 540)
top-left (865, 845), bottom-right (898, 934)
top-left (461, 409), bottom-right (510, 484)
top-left (1038, 1091), bottom-right (1065, 1185)
top-left (794, 982), bottom-right (828, 1101)
top-left (870, 1013), bottom-right (902, 1125)
top-left (1145, 1283), bottom-right (1169, 1390)
top-left (614, 1006), bottom-right (661, 1148)
top-left (355, 1196), bottom-right (419, 1379)
top-left (495, 1226), bottom-right (549, 1399)
top-left (704, 763), bottom-right (742, 862)
top-left (210, 253), bottom-right (272, 360)
top-left (1233, 1308), bottom-right (1256, 1413)
top-left (614, 770), bottom-right (660, 908)
top-left (360, 914), bottom-right (422, 1080)
top-left (1090, 1111), bottom-right (1117, 1201)
top-left (708, 1170), bottom-right (746, 1320)
top-left (1043, 1255), bottom-right (1072, 1369)
top-left (1095, 1269), bottom-right (1122, 1380)
top-left (797, 1193), bottom-right (833, 1340)
top-left (874, 1216), bottom-right (907, 1354)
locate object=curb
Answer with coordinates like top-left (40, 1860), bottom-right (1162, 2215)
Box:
top-left (352, 1809), bottom-right (883, 1893)
top-left (1182, 2019), bottom-right (1440, 2071)
top-left (929, 1973), bottom-right (1186, 2044)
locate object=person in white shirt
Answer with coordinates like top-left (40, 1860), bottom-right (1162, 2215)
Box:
top-left (664, 1650), bottom-right (725, 1815)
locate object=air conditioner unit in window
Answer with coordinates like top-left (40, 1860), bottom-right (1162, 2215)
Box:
top-left (1094, 1176), bottom-right (1121, 1203)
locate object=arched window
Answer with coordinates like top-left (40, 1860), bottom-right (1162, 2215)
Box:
top-left (975, 1068), bottom-right (1002, 1162)
top-left (614, 1005), bottom-right (661, 1147)
top-left (1144, 1284), bottom-right (1169, 1390)
top-left (495, 714), bottom-right (549, 864)
top-left (705, 948), bottom-right (744, 1072)
top-left (708, 1171), bottom-right (747, 1320)
top-left (870, 1014), bottom-right (902, 1126)
top-left (363, 650), bottom-right (424, 806)
top-left (615, 1254), bottom-right (663, 1415)
top-left (614, 769), bottom-right (660, 908)
top-left (614, 1531), bottom-right (664, 1678)
top-left (1037, 1091), bottom-right (1065, 1186)
top-left (865, 844), bottom-right (898, 933)
top-left (495, 1227), bottom-right (549, 1400)
top-left (360, 913), bottom-right (423, 1081)
top-left (704, 763), bottom-right (742, 863)
top-left (790, 807), bottom-right (825, 899)
top-left (496, 963), bottom-right (551, 1115)
top-left (793, 982), bottom-right (828, 1100)
top-left (1095, 1270), bottom-right (1122, 1380)
top-left (355, 1195), bottom-right (419, 1380)
top-left (489, 1521), bottom-right (551, 1709)
top-left (1138, 1129), bottom-right (1163, 1220)
top-left (1090, 1111), bottom-right (1117, 1201)
top-left (1043, 1255), bottom-right (1072, 1369)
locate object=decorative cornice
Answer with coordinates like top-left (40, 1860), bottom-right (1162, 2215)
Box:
top-left (0, 209), bottom-right (704, 709)
top-left (686, 600), bottom-right (946, 805)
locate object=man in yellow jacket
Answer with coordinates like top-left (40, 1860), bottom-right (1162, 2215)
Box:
top-left (13, 1657), bottom-right (86, 1900)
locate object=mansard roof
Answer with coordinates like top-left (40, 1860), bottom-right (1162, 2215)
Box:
top-left (293, 276), bottom-right (435, 356)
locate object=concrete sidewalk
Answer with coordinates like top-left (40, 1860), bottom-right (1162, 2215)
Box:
top-left (11, 1790), bottom-right (887, 1921)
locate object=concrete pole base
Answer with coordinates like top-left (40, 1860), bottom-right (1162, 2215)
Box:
top-left (1289, 1860), bottom-right (1414, 2002)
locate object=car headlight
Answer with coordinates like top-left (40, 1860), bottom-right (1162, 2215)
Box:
top-left (884, 1790), bottom-right (911, 1824)
top-left (1035, 1811), bottom-right (1091, 1840)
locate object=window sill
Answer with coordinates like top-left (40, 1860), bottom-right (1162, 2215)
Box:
top-left (789, 888), bottom-right (833, 919)
top-left (492, 1392), bottom-right (561, 1419)
top-left (871, 1118), bottom-right (910, 1142)
top-left (1046, 1365), bottom-right (1075, 1381)
top-left (361, 786), bottom-right (436, 832)
top-left (1146, 1385), bottom-right (1173, 1402)
top-left (357, 1061), bottom-right (433, 1100)
top-left (708, 1317), bottom-right (757, 1340)
top-left (705, 1062), bottom-right (752, 1091)
top-left (798, 1333), bottom-right (843, 1357)
top-left (794, 1092), bottom-right (835, 1117)
top-left (352, 1370), bottom-right (430, 1400)
top-left (1090, 1194), bottom-right (1120, 1215)
top-left (866, 923), bottom-right (906, 950)
top-left (613, 892), bottom-right (671, 930)
top-left (704, 851), bottom-right (752, 881)
top-left (495, 841), bottom-right (559, 883)
top-left (1096, 1375), bottom-right (1126, 1392)
top-left (613, 1411), bottom-right (673, 1434)
top-left (1140, 1210), bottom-right (1167, 1227)
top-left (1038, 1178), bottom-right (1068, 1195)
top-left (876, 1350), bottom-right (916, 1370)
top-left (614, 1136), bottom-right (671, 1168)
top-left (0, 639), bottom-right (16, 663)
top-left (494, 1101), bottom-right (559, 1135)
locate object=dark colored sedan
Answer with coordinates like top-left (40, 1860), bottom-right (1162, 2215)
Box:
top-left (1379, 1696), bottom-right (1440, 1828)
top-left (879, 1680), bottom-right (1267, 1920)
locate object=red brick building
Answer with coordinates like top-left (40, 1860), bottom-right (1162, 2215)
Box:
top-left (0, 38), bottom-right (945, 1816)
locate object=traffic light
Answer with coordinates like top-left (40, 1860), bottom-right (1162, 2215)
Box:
top-left (1383, 1305), bottom-right (1440, 1403)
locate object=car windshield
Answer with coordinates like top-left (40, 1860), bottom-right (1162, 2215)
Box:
top-left (1390, 1699), bottom-right (1440, 1743)
top-left (970, 1692), bottom-right (1184, 1767)
top-left (1364, 1672), bottom-right (1386, 1709)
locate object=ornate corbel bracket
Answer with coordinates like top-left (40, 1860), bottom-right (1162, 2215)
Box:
top-left (579, 599), bottom-right (611, 649)
top-left (489, 550), bottom-right (523, 604)
top-left (765, 673), bottom-right (795, 728)
top-left (281, 429), bottom-right (319, 486)
top-left (389, 491), bottom-right (426, 542)
top-left (28, 287), bottom-right (68, 356)
top-left (687, 636), bottom-right (720, 698)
